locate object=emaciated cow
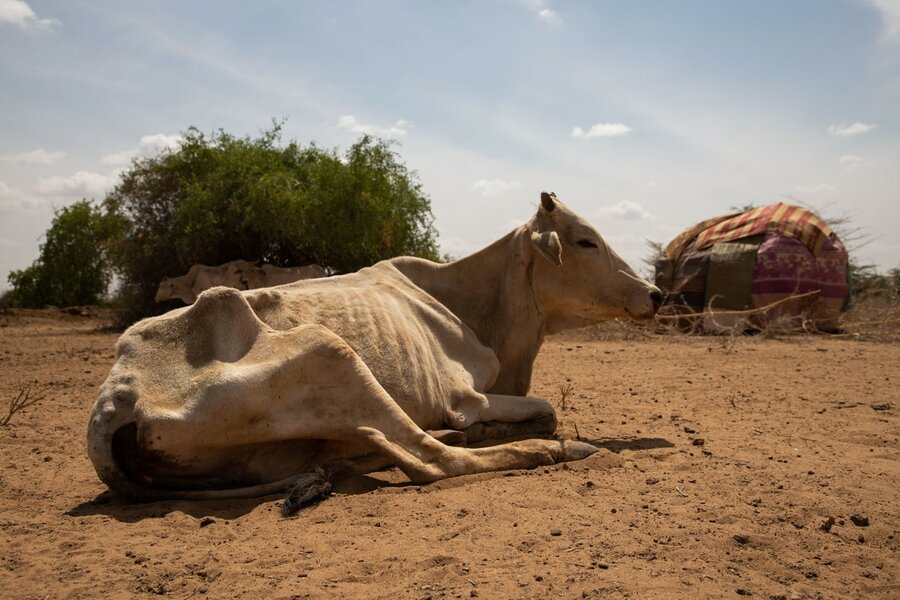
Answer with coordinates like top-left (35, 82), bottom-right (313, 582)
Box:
top-left (88, 193), bottom-right (661, 514)
top-left (154, 260), bottom-right (254, 304)
top-left (241, 264), bottom-right (327, 289)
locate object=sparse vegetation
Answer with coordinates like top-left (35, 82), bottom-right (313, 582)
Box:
top-left (104, 122), bottom-right (440, 324)
top-left (6, 200), bottom-right (122, 309)
top-left (558, 383), bottom-right (574, 411)
top-left (1, 381), bottom-right (47, 426)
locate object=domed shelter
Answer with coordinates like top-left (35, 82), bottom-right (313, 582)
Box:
top-left (654, 203), bottom-right (850, 331)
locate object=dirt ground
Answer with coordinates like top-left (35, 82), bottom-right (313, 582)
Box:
top-left (0, 309), bottom-right (897, 599)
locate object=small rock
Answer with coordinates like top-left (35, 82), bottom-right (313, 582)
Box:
top-left (820, 517), bottom-right (835, 532)
top-left (683, 426), bottom-right (696, 434)
top-left (850, 514), bottom-right (869, 527)
top-left (199, 517), bottom-right (215, 527)
top-left (692, 438), bottom-right (705, 446)
top-left (805, 570), bottom-right (818, 579)
top-left (736, 589), bottom-right (752, 596)
top-left (858, 534), bottom-right (866, 544)
top-left (733, 534), bottom-right (750, 545)
top-left (597, 562), bottom-right (609, 569)
top-left (550, 528), bottom-right (562, 537)
top-left (470, 591), bottom-right (479, 598)
top-left (534, 575), bottom-right (543, 582)
top-left (646, 477), bottom-right (659, 485)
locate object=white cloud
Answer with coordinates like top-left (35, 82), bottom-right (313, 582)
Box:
top-left (793, 182), bottom-right (838, 196)
top-left (101, 133), bottom-right (183, 166)
top-left (538, 9), bottom-right (561, 25)
top-left (0, 148), bottom-right (66, 165)
top-left (838, 154), bottom-right (866, 169)
top-left (0, 180), bottom-right (39, 213)
top-left (572, 123), bottom-right (633, 138)
top-left (0, 0), bottom-right (59, 31)
top-left (337, 115), bottom-right (408, 138)
top-left (523, 0), bottom-right (562, 25)
top-left (0, 180), bottom-right (15, 201)
top-left (594, 200), bottom-right (655, 220)
top-left (34, 171), bottom-right (116, 198)
top-left (867, 0), bottom-right (900, 40)
top-left (827, 122), bottom-right (876, 137)
top-left (472, 179), bottom-right (521, 196)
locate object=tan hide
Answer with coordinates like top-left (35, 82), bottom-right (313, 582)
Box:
top-left (89, 193), bottom-right (660, 504)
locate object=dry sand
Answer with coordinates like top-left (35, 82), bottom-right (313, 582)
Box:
top-left (0, 309), bottom-right (897, 599)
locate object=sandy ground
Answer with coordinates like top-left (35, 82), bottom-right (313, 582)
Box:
top-left (0, 308), bottom-right (897, 599)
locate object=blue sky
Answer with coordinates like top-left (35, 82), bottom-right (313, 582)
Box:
top-left (1, 0), bottom-right (898, 289)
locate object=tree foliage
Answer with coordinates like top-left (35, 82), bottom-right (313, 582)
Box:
top-left (6, 200), bottom-right (121, 308)
top-left (104, 124), bottom-right (440, 323)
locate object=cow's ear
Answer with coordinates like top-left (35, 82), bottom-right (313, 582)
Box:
top-left (540, 191), bottom-right (556, 213)
top-left (531, 230), bottom-right (562, 266)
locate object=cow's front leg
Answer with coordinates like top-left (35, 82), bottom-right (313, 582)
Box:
top-left (449, 393), bottom-right (558, 444)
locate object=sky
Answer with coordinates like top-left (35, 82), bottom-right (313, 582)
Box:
top-left (1, 0), bottom-right (899, 289)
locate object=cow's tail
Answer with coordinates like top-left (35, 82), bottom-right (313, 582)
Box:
top-left (86, 392), bottom-right (331, 510)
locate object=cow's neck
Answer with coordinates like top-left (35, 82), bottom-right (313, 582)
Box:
top-left (395, 230), bottom-right (545, 395)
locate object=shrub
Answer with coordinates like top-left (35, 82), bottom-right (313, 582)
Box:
top-left (6, 200), bottom-right (121, 308)
top-left (104, 123), bottom-right (439, 323)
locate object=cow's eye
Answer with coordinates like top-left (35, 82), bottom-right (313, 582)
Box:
top-left (577, 239), bottom-right (598, 249)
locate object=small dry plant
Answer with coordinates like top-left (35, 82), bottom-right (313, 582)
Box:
top-left (1, 381), bottom-right (48, 426)
top-left (839, 292), bottom-right (900, 342)
top-left (558, 383), bottom-right (574, 411)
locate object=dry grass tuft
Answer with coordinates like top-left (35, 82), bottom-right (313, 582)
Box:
top-left (558, 383), bottom-right (574, 411)
top-left (557, 291), bottom-right (900, 343)
top-left (838, 293), bottom-right (900, 342)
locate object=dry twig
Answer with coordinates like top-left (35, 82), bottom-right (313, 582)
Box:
top-left (654, 290), bottom-right (822, 322)
top-left (1, 382), bottom-right (47, 426)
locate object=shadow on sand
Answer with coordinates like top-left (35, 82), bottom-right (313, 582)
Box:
top-left (66, 435), bottom-right (674, 522)
top-left (586, 436), bottom-right (675, 453)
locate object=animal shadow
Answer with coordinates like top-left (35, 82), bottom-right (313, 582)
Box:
top-left (585, 436), bottom-right (675, 453)
top-left (66, 436), bottom-right (674, 522)
top-left (65, 490), bottom-right (282, 522)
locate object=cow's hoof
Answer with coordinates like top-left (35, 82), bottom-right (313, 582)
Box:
top-left (560, 440), bottom-right (599, 462)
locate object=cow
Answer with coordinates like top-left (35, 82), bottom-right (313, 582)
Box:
top-left (88, 193), bottom-right (662, 515)
top-left (154, 260), bottom-right (255, 304)
top-left (241, 263), bottom-right (327, 289)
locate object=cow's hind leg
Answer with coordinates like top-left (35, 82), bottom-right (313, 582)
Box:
top-left (255, 328), bottom-right (597, 513)
top-left (451, 394), bottom-right (559, 444)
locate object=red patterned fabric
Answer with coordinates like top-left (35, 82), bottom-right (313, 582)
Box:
top-left (751, 234), bottom-right (848, 329)
top-left (694, 203), bottom-right (834, 257)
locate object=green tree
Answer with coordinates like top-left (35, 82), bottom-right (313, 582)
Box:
top-left (7, 200), bottom-right (121, 308)
top-left (104, 123), bottom-right (440, 323)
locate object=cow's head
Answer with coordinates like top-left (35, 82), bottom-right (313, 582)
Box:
top-left (154, 277), bottom-right (194, 304)
top-left (154, 277), bottom-right (174, 303)
top-left (526, 192), bottom-right (661, 332)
